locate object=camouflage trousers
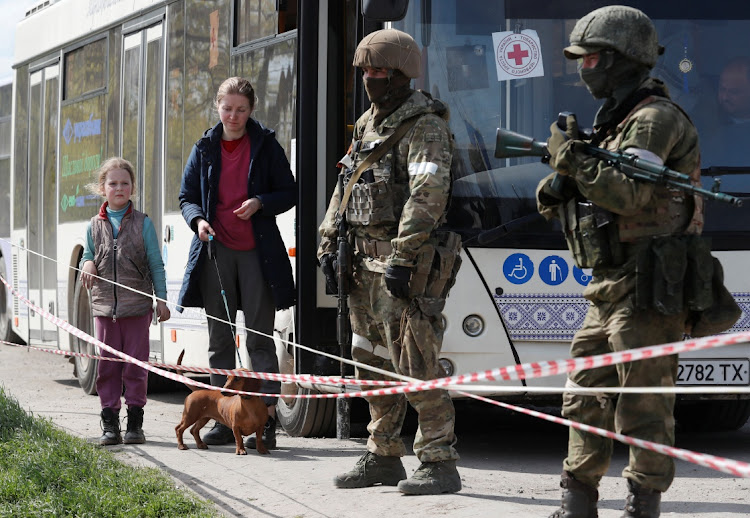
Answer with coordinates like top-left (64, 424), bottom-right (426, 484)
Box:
top-left (348, 268), bottom-right (458, 463)
top-left (563, 293), bottom-right (687, 492)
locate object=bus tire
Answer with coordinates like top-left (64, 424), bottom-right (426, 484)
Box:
top-left (72, 278), bottom-right (98, 395)
top-left (675, 400), bottom-right (750, 432)
top-left (276, 389), bottom-right (336, 437)
top-left (272, 319), bottom-right (336, 437)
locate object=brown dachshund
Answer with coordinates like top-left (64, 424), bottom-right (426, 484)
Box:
top-left (174, 351), bottom-right (269, 455)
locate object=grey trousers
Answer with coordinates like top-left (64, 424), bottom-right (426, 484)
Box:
top-left (200, 241), bottom-right (279, 406)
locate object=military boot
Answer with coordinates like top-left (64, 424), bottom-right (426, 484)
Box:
top-left (245, 415), bottom-right (277, 449)
top-left (202, 421), bottom-right (234, 445)
top-left (397, 459), bottom-right (462, 495)
top-left (334, 451), bottom-right (407, 488)
top-left (621, 479), bottom-right (661, 518)
top-left (99, 408), bottom-right (122, 446)
top-left (123, 406), bottom-right (146, 444)
top-left (549, 471), bottom-right (599, 518)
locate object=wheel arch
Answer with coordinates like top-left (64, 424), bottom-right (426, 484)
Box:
top-left (68, 245), bottom-right (84, 350)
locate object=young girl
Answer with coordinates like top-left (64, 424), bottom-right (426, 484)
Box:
top-left (80, 157), bottom-right (170, 446)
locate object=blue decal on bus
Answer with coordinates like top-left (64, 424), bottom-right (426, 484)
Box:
top-left (539, 255), bottom-right (568, 285)
top-left (573, 266), bottom-right (592, 286)
top-left (503, 253), bottom-right (534, 284)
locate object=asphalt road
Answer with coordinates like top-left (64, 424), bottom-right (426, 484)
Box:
top-left (1, 343), bottom-right (749, 518)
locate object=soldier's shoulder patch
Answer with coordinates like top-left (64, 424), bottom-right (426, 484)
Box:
top-left (424, 131), bottom-right (442, 142)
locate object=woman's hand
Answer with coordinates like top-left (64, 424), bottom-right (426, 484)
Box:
top-left (80, 261), bottom-right (98, 289)
top-left (233, 197), bottom-right (262, 220)
top-left (197, 219), bottom-right (215, 242)
top-left (155, 300), bottom-right (171, 323)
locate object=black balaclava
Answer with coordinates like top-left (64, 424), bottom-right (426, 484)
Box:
top-left (365, 70), bottom-right (413, 125)
top-left (581, 50), bottom-right (653, 130)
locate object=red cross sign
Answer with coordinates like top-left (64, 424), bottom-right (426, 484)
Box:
top-left (492, 30), bottom-right (544, 81)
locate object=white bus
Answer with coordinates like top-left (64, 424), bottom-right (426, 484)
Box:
top-left (0, 81), bottom-right (14, 343)
top-left (7, 0), bottom-right (749, 437)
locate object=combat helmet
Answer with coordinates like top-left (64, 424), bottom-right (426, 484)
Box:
top-left (353, 28), bottom-right (421, 78)
top-left (563, 5), bottom-right (664, 67)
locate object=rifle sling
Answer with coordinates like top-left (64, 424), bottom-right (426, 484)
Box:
top-left (337, 116), bottom-right (420, 216)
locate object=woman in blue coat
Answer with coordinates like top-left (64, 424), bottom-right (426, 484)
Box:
top-left (177, 77), bottom-right (296, 449)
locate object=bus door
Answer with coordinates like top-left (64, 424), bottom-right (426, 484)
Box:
top-left (121, 20), bottom-right (165, 357)
top-left (27, 63), bottom-right (59, 345)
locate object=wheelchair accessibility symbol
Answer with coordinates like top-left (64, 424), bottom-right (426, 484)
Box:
top-left (503, 253), bottom-right (534, 284)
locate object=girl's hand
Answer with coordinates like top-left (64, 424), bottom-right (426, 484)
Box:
top-left (233, 197), bottom-right (262, 220)
top-left (80, 261), bottom-right (98, 290)
top-left (197, 219), bottom-right (215, 242)
top-left (155, 300), bottom-right (171, 323)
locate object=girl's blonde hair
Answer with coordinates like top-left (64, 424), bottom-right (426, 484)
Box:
top-left (215, 76), bottom-right (257, 111)
top-left (87, 157), bottom-right (136, 197)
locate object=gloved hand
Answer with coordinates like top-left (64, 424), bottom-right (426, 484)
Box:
top-left (319, 253), bottom-right (338, 294)
top-left (384, 265), bottom-right (411, 299)
top-left (547, 113), bottom-right (581, 176)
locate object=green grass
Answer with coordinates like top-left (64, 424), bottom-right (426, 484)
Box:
top-left (0, 386), bottom-right (221, 518)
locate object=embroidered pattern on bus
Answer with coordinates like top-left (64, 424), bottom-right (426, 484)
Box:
top-left (494, 294), bottom-right (589, 341)
top-left (494, 293), bottom-right (750, 341)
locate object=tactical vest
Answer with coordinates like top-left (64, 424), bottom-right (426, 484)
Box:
top-left (563, 96), bottom-right (702, 269)
top-left (90, 208), bottom-right (154, 319)
top-left (345, 115), bottom-right (409, 227)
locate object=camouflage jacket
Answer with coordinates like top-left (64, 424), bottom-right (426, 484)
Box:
top-left (537, 78), bottom-right (701, 302)
top-left (318, 90), bottom-right (454, 271)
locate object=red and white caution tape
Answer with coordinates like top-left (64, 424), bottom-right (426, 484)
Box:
top-left (7, 340), bottom-right (748, 395)
top-left (3, 276), bottom-right (750, 478)
top-left (0, 340), bottom-right (405, 387)
top-left (458, 391), bottom-right (750, 478)
top-left (3, 267), bottom-right (750, 396)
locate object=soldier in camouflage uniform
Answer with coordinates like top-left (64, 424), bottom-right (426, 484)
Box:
top-left (317, 29), bottom-right (462, 495)
top-left (537, 6), bottom-right (703, 518)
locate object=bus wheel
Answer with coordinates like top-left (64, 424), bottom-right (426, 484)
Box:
top-left (72, 278), bottom-right (98, 395)
top-left (675, 400), bottom-right (750, 432)
top-left (276, 387), bottom-right (336, 437)
top-left (273, 325), bottom-right (336, 437)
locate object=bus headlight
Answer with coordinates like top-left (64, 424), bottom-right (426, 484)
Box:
top-left (439, 358), bottom-right (455, 377)
top-left (462, 315), bottom-right (484, 337)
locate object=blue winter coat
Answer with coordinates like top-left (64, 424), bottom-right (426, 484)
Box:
top-left (177, 118), bottom-right (296, 311)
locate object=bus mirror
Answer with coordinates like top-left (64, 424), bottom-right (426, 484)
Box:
top-left (361, 0), bottom-right (408, 21)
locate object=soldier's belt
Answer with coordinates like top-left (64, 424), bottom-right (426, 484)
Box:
top-left (354, 236), bottom-right (393, 258)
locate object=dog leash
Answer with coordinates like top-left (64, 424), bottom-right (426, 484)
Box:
top-left (207, 235), bottom-right (245, 368)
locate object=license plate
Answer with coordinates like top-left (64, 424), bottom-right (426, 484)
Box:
top-left (677, 359), bottom-right (750, 385)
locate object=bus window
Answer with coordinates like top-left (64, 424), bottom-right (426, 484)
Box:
top-left (701, 170), bottom-right (750, 250)
top-left (233, 36), bottom-right (297, 160)
top-left (60, 38), bottom-right (108, 223)
top-left (235, 0), bottom-right (297, 46)
top-left (13, 67), bottom-right (28, 232)
top-left (390, 1), bottom-right (750, 249)
top-left (63, 38), bottom-right (107, 100)
top-left (0, 83), bottom-right (10, 238)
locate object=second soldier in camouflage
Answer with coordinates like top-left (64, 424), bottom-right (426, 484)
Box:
top-left (537, 6), bottom-right (706, 518)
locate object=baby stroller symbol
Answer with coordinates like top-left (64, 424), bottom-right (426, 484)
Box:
top-left (573, 266), bottom-right (592, 286)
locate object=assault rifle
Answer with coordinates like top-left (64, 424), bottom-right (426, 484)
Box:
top-left (335, 172), bottom-right (352, 351)
top-left (335, 171), bottom-right (352, 439)
top-left (494, 121), bottom-right (743, 207)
